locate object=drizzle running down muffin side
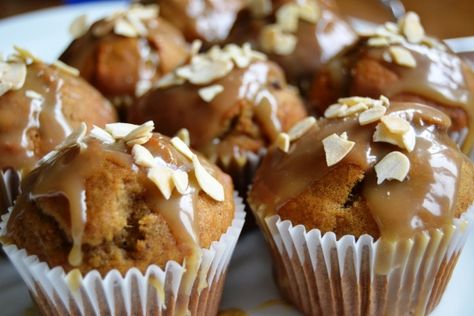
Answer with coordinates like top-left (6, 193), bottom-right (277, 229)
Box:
top-left (250, 97), bottom-right (474, 242)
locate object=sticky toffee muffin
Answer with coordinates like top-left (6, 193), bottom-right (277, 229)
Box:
top-left (249, 96), bottom-right (474, 315)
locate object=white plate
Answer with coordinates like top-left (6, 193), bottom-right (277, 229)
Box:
top-left (0, 3), bottom-right (473, 315)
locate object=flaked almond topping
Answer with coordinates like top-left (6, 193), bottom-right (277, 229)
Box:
top-left (374, 151), bottom-right (410, 184)
top-left (380, 115), bottom-right (410, 134)
top-left (53, 60), bottom-right (80, 77)
top-left (288, 117), bottom-right (317, 141)
top-left (128, 4), bottom-right (159, 20)
top-left (155, 73), bottom-right (185, 88)
top-left (0, 61), bottom-right (27, 91)
top-left (176, 58), bottom-right (233, 85)
top-left (13, 46), bottom-right (41, 64)
top-left (384, 22), bottom-right (399, 33)
top-left (172, 169), bottom-right (189, 194)
top-left (25, 90), bottom-right (43, 100)
top-left (190, 40), bottom-right (203, 56)
top-left (132, 144), bottom-right (156, 168)
top-left (171, 136), bottom-right (194, 160)
top-left (198, 84), bottom-right (224, 102)
top-left (135, 80), bottom-right (151, 97)
top-left (276, 132), bottom-right (290, 153)
top-left (368, 37), bottom-right (390, 47)
top-left (126, 12), bottom-right (148, 37)
top-left (389, 46), bottom-right (417, 68)
top-left (358, 105), bottom-right (387, 125)
top-left (90, 125), bottom-right (115, 144)
top-left (324, 103), bottom-right (348, 118)
top-left (338, 96), bottom-right (376, 106)
top-left (114, 18), bottom-right (138, 37)
top-left (345, 103), bottom-right (368, 116)
top-left (298, 0), bottom-right (320, 23)
top-left (69, 14), bottom-right (88, 39)
top-left (105, 122), bottom-right (143, 139)
top-left (61, 122), bottom-right (87, 150)
top-left (192, 155), bottom-right (224, 201)
top-left (260, 25), bottom-right (297, 56)
top-left (249, 0), bottom-right (272, 17)
top-left (380, 95), bottom-right (390, 107)
top-left (373, 121), bottom-right (416, 152)
top-left (176, 128), bottom-right (190, 146)
top-left (124, 120), bottom-right (154, 146)
top-left (400, 12), bottom-right (424, 44)
top-left (322, 133), bottom-right (355, 167)
top-left (148, 165), bottom-right (174, 199)
top-left (276, 3), bottom-right (299, 32)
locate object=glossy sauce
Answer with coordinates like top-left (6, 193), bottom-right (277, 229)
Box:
top-left (0, 62), bottom-right (72, 174)
top-left (250, 102), bottom-right (467, 241)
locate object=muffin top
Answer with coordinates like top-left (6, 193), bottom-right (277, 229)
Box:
top-left (60, 4), bottom-right (190, 106)
top-left (4, 121), bottom-right (235, 276)
top-left (249, 97), bottom-right (474, 240)
top-left (0, 48), bottom-right (117, 174)
top-left (309, 12), bottom-right (474, 152)
top-left (226, 0), bottom-right (358, 86)
top-left (127, 44), bottom-right (307, 168)
top-left (158, 0), bottom-right (247, 43)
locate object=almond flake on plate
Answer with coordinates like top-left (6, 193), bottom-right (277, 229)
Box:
top-left (198, 84), bottom-right (224, 102)
top-left (192, 155), bottom-right (224, 201)
top-left (322, 133), bottom-right (355, 167)
top-left (375, 151), bottom-right (410, 184)
top-left (148, 165), bottom-right (174, 199)
top-left (389, 46), bottom-right (417, 68)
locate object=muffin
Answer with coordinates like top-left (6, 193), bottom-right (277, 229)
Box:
top-left (1, 121), bottom-right (245, 315)
top-left (60, 4), bottom-right (190, 108)
top-left (308, 12), bottom-right (474, 153)
top-left (157, 0), bottom-right (247, 44)
top-left (0, 48), bottom-right (117, 211)
top-left (127, 44), bottom-right (307, 192)
top-left (248, 96), bottom-right (474, 315)
top-left (226, 0), bottom-right (358, 89)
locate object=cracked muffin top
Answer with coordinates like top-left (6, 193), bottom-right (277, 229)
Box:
top-left (0, 48), bottom-right (117, 174)
top-left (249, 97), bottom-right (474, 240)
top-left (4, 121), bottom-right (234, 275)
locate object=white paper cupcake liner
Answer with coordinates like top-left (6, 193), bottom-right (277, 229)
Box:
top-left (0, 168), bottom-right (21, 213)
top-left (1, 193), bottom-right (246, 316)
top-left (258, 204), bottom-right (474, 316)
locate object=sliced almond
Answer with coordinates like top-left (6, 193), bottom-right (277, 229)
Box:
top-left (389, 46), bottom-right (417, 68)
top-left (373, 122), bottom-right (416, 152)
top-left (60, 122), bottom-right (87, 149)
top-left (128, 4), bottom-right (159, 20)
top-left (400, 12), bottom-right (424, 44)
top-left (384, 22), bottom-right (399, 33)
top-left (401, 127), bottom-right (416, 152)
top-left (13, 46), bottom-right (41, 64)
top-left (155, 73), bottom-right (185, 88)
top-left (380, 115), bottom-right (410, 134)
top-left (53, 60), bottom-right (80, 77)
top-left (171, 136), bottom-right (194, 160)
top-left (276, 3), bottom-right (299, 32)
top-left (368, 37), bottom-right (390, 47)
top-left (324, 104), bottom-right (348, 119)
top-left (198, 84), bottom-right (224, 102)
top-left (298, 0), bottom-right (321, 24)
top-left (127, 135), bottom-right (152, 146)
top-left (135, 79), bottom-right (151, 97)
top-left (337, 96), bottom-right (375, 107)
top-left (105, 122), bottom-right (142, 139)
top-left (288, 117), bottom-right (317, 141)
top-left (276, 132), bottom-right (290, 153)
top-left (172, 169), bottom-right (189, 194)
top-left (176, 58), bottom-right (233, 85)
top-left (69, 14), bottom-right (88, 39)
top-left (192, 155), bottom-right (225, 201)
top-left (190, 40), bottom-right (203, 56)
top-left (260, 25), bottom-right (297, 56)
top-left (114, 18), bottom-right (138, 37)
top-left (126, 12), bottom-right (148, 37)
top-left (176, 128), bottom-right (191, 146)
top-left (25, 90), bottom-right (43, 100)
top-left (274, 32), bottom-right (297, 56)
top-left (124, 120), bottom-right (154, 144)
top-left (132, 144), bottom-right (156, 168)
top-left (358, 105), bottom-right (387, 125)
top-left (0, 61), bottom-right (27, 90)
top-left (90, 125), bottom-right (115, 144)
top-left (322, 133), bottom-right (355, 167)
top-left (345, 103), bottom-right (368, 116)
top-left (380, 95), bottom-right (390, 107)
top-left (374, 151), bottom-right (410, 184)
top-left (148, 166), bottom-right (174, 200)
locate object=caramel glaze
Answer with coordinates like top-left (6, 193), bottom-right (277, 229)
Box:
top-left (250, 102), bottom-right (471, 241)
top-left (128, 61), bottom-right (307, 165)
top-left (6, 135), bottom-right (234, 313)
top-left (60, 16), bottom-right (189, 103)
top-left (0, 62), bottom-right (117, 174)
top-left (158, 0), bottom-right (247, 43)
top-left (309, 39), bottom-right (474, 153)
top-left (226, 0), bottom-right (358, 87)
